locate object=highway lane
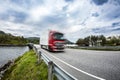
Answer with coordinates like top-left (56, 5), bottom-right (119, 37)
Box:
top-left (40, 49), bottom-right (102, 80)
top-left (35, 45), bottom-right (120, 80)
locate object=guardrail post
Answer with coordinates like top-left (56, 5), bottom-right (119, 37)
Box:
top-left (28, 43), bottom-right (33, 50)
top-left (38, 51), bottom-right (41, 64)
top-left (34, 47), bottom-right (38, 56)
top-left (48, 61), bottom-right (53, 80)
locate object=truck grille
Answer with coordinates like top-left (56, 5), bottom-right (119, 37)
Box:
top-left (55, 42), bottom-right (64, 48)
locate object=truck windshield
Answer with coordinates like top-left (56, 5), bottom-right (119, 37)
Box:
top-left (53, 33), bottom-right (64, 40)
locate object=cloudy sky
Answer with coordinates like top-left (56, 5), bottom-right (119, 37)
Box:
top-left (0, 0), bottom-right (120, 42)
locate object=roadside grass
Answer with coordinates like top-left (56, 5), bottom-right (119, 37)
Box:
top-left (80, 48), bottom-right (120, 51)
top-left (69, 46), bottom-right (120, 51)
top-left (2, 50), bottom-right (48, 80)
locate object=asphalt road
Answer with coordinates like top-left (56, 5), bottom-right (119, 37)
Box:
top-left (36, 45), bottom-right (120, 80)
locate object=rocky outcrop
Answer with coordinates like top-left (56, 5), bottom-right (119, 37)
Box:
top-left (0, 60), bottom-right (13, 80)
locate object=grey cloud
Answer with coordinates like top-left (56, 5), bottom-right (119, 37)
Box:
top-left (103, 8), bottom-right (120, 20)
top-left (92, 12), bottom-right (99, 17)
top-left (112, 22), bottom-right (120, 27)
top-left (92, 0), bottom-right (108, 5)
top-left (64, 0), bottom-right (74, 2)
top-left (92, 23), bottom-right (120, 34)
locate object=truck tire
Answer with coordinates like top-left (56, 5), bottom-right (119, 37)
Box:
top-left (41, 45), bottom-right (43, 49)
top-left (48, 46), bottom-right (52, 52)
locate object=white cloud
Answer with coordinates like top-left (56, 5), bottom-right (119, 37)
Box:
top-left (28, 6), bottom-right (51, 22)
top-left (64, 25), bottom-right (83, 33)
top-left (66, 0), bottom-right (85, 12)
top-left (26, 0), bottom-right (67, 22)
top-left (8, 16), bottom-right (16, 22)
top-left (0, 20), bottom-right (34, 37)
top-left (0, 0), bottom-right (27, 13)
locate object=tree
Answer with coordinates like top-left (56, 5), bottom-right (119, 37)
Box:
top-left (109, 36), bottom-right (120, 46)
top-left (98, 35), bottom-right (106, 46)
top-left (0, 31), bottom-right (28, 45)
top-left (76, 35), bottom-right (118, 46)
top-left (84, 36), bottom-right (90, 46)
top-left (76, 38), bottom-right (85, 46)
top-left (90, 35), bottom-right (98, 46)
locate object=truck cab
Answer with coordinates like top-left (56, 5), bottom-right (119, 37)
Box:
top-left (48, 31), bottom-right (65, 51)
top-left (40, 30), bottom-right (65, 52)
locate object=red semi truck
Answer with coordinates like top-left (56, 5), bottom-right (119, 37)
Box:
top-left (40, 30), bottom-right (65, 51)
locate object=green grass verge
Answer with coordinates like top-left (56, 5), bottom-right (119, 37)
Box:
top-left (69, 47), bottom-right (120, 51)
top-left (79, 48), bottom-right (120, 51)
top-left (2, 50), bottom-right (48, 80)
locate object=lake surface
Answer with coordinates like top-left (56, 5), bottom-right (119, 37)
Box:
top-left (0, 46), bottom-right (29, 67)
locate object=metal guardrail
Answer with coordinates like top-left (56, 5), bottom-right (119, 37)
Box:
top-left (33, 46), bottom-right (77, 80)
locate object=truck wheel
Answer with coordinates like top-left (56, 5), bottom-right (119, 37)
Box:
top-left (41, 45), bottom-right (43, 49)
top-left (48, 46), bottom-right (52, 52)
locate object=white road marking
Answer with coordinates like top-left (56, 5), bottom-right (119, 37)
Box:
top-left (41, 49), bottom-right (106, 80)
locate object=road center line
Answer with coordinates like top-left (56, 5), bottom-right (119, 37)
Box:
top-left (42, 49), bottom-right (106, 80)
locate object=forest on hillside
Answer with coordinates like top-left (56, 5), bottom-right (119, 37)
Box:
top-left (0, 31), bottom-right (39, 45)
top-left (76, 35), bottom-right (120, 46)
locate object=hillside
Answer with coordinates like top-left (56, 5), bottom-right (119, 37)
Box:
top-left (0, 31), bottom-right (5, 34)
top-left (25, 37), bottom-right (39, 44)
top-left (0, 30), bottom-right (27, 45)
top-left (65, 39), bottom-right (74, 44)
